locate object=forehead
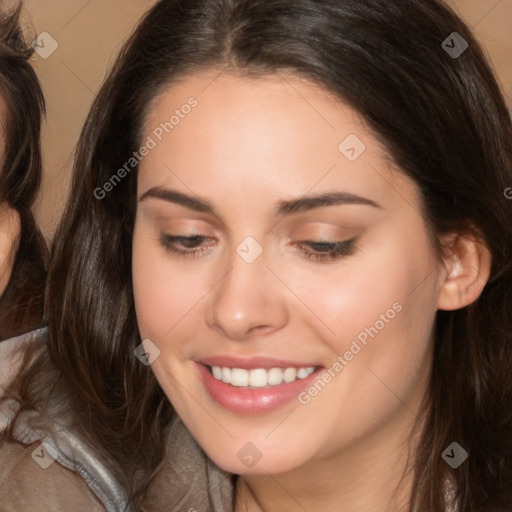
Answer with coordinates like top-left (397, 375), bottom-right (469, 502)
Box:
top-left (138, 71), bottom-right (419, 213)
top-left (143, 70), bottom-right (370, 157)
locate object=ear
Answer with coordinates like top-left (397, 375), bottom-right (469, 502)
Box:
top-left (437, 231), bottom-right (492, 311)
top-left (0, 204), bottom-right (20, 295)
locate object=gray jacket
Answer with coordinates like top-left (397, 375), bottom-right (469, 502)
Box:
top-left (0, 329), bottom-right (234, 512)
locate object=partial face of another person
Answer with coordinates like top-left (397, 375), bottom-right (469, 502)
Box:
top-left (0, 204), bottom-right (20, 295)
top-left (0, 97), bottom-right (20, 296)
top-left (132, 71), bottom-right (459, 475)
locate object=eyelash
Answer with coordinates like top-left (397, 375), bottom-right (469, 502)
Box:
top-left (294, 239), bottom-right (357, 262)
top-left (159, 234), bottom-right (357, 262)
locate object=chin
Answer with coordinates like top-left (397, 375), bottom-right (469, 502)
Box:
top-left (201, 437), bottom-right (312, 476)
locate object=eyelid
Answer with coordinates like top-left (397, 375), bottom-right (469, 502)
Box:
top-left (158, 231), bottom-right (359, 263)
top-left (292, 237), bottom-right (358, 263)
top-left (159, 233), bottom-right (216, 259)
top-left (289, 221), bottom-right (358, 238)
top-left (141, 202), bottom-right (228, 234)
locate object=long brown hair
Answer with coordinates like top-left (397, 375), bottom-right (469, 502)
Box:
top-left (2, 0), bottom-right (512, 510)
top-left (0, 4), bottom-right (47, 340)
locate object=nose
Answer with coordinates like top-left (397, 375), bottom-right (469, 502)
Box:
top-left (205, 247), bottom-right (289, 341)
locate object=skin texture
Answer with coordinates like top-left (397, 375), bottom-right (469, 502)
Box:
top-left (132, 71), bottom-right (491, 512)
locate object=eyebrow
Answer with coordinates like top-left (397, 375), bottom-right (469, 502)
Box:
top-left (139, 187), bottom-right (382, 216)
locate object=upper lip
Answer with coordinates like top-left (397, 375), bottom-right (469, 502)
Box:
top-left (196, 355), bottom-right (322, 370)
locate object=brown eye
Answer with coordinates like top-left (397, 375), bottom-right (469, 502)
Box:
top-left (159, 234), bottom-right (213, 258)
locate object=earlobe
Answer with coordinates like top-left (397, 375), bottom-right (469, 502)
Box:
top-left (437, 232), bottom-right (492, 311)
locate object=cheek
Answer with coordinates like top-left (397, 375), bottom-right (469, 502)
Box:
top-left (132, 226), bottom-right (210, 344)
top-left (284, 239), bottom-right (438, 455)
top-left (312, 229), bottom-right (437, 396)
top-left (286, 235), bottom-right (433, 341)
top-left (284, 225), bottom-right (439, 388)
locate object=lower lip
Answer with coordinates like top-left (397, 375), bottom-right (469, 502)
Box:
top-left (196, 363), bottom-right (324, 414)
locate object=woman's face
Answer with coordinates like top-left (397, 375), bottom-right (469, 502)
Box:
top-left (132, 71), bottom-right (446, 475)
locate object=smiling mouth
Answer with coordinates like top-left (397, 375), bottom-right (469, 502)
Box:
top-left (206, 364), bottom-right (318, 388)
top-left (197, 362), bottom-right (326, 414)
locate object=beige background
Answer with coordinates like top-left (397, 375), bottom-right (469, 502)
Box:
top-left (22, 0), bottom-right (512, 239)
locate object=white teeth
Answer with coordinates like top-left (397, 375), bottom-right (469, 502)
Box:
top-left (231, 368), bottom-right (249, 387)
top-left (297, 367), bottom-right (312, 379)
top-left (249, 369), bottom-right (267, 388)
top-left (209, 365), bottom-right (316, 388)
top-left (222, 367), bottom-right (231, 383)
top-left (283, 367), bottom-right (297, 383)
top-left (267, 368), bottom-right (283, 386)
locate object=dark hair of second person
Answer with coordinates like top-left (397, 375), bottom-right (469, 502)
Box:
top-left (0, 4), bottom-right (47, 340)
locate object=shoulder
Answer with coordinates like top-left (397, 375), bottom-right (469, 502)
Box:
top-left (0, 327), bottom-right (128, 511)
top-left (0, 327), bottom-right (47, 396)
top-left (0, 438), bottom-right (106, 511)
top-left (145, 414), bottom-right (235, 511)
top-left (0, 328), bottom-right (105, 511)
